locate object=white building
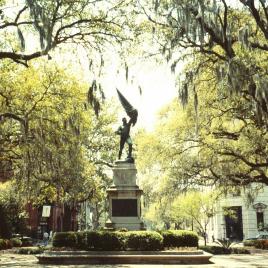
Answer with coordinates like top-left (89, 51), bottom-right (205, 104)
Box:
top-left (207, 185), bottom-right (268, 241)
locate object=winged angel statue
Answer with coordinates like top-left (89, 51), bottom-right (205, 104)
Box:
top-left (115, 89), bottom-right (138, 163)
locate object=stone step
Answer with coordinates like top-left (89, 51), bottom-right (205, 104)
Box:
top-left (37, 250), bottom-right (212, 265)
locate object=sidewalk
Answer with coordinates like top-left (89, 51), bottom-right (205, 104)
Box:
top-left (1, 250), bottom-right (268, 267)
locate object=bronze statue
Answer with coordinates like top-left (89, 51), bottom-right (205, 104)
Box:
top-left (116, 89), bottom-right (138, 162)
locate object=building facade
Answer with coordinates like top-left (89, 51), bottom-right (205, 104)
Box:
top-left (26, 203), bottom-right (78, 238)
top-left (207, 185), bottom-right (268, 241)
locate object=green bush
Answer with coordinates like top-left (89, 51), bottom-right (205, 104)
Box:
top-left (0, 206), bottom-right (12, 239)
top-left (243, 240), bottom-right (256, 247)
top-left (0, 239), bottom-right (7, 250)
top-left (52, 232), bottom-right (77, 248)
top-left (199, 245), bottom-right (231, 254)
top-left (125, 231), bottom-right (163, 251)
top-left (21, 237), bottom-right (33, 247)
top-left (53, 231), bottom-right (125, 250)
top-left (16, 247), bottom-right (44, 254)
top-left (77, 231), bottom-right (125, 250)
top-left (93, 231), bottom-right (125, 250)
top-left (161, 230), bottom-right (198, 248)
top-left (83, 231), bottom-right (102, 249)
top-left (0, 239), bottom-right (12, 250)
top-left (76, 231), bottom-right (87, 250)
top-left (243, 239), bottom-right (268, 249)
top-left (231, 247), bottom-right (250, 254)
top-left (200, 245), bottom-right (250, 254)
top-left (254, 239), bottom-right (268, 249)
top-left (10, 238), bottom-right (22, 247)
top-left (53, 230), bottom-right (200, 251)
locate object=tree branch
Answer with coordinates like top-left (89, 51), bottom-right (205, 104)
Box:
top-left (0, 112), bottom-right (25, 125)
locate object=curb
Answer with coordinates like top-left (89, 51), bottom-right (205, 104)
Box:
top-left (37, 250), bottom-right (212, 264)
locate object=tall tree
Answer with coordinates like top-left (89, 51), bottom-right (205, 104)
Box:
top-left (172, 191), bottom-right (216, 245)
top-left (0, 181), bottom-right (27, 238)
top-left (0, 0), bottom-right (137, 66)
top-left (144, 0), bottom-right (268, 123)
top-left (136, 62), bottom-right (268, 189)
top-left (0, 60), bottom-right (117, 205)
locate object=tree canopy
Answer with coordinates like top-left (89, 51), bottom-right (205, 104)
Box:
top-left (0, 60), bottom-right (117, 206)
top-left (145, 0), bottom-right (268, 123)
top-left (136, 64), bottom-right (268, 194)
top-left (0, 0), bottom-right (138, 66)
top-left (133, 0), bottom-right (268, 192)
top-left (2, 0), bottom-right (268, 232)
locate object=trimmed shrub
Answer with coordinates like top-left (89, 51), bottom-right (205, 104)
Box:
top-left (0, 239), bottom-right (12, 250)
top-left (254, 239), bottom-right (268, 249)
top-left (231, 247), bottom-right (250, 254)
top-left (199, 245), bottom-right (231, 254)
top-left (52, 232), bottom-right (77, 248)
top-left (0, 206), bottom-right (12, 239)
top-left (21, 237), bottom-right (33, 247)
top-left (10, 238), bottom-right (22, 247)
top-left (5, 239), bottom-right (12, 249)
top-left (243, 239), bottom-right (268, 249)
top-left (53, 231), bottom-right (125, 250)
top-left (16, 247), bottom-right (44, 254)
top-left (53, 230), bottom-right (200, 251)
top-left (243, 240), bottom-right (256, 247)
top-left (200, 245), bottom-right (250, 255)
top-left (83, 231), bottom-right (102, 249)
top-left (93, 231), bottom-right (125, 250)
top-left (76, 231), bottom-right (87, 250)
top-left (0, 239), bottom-right (7, 250)
top-left (125, 231), bottom-right (163, 251)
top-left (161, 230), bottom-right (198, 248)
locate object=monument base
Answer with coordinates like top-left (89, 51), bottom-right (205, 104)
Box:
top-left (105, 161), bottom-right (145, 231)
top-left (106, 216), bottom-right (145, 231)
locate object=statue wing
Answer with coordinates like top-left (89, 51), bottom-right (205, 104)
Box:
top-left (116, 89), bottom-right (138, 126)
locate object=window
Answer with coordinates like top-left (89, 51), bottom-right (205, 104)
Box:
top-left (257, 212), bottom-right (264, 230)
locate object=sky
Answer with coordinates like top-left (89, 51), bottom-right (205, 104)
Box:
top-left (101, 60), bottom-right (178, 131)
top-left (73, 46), bottom-right (179, 132)
top-left (2, 0), bottom-right (179, 132)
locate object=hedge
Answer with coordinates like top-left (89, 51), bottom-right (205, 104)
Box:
top-left (52, 230), bottom-right (198, 250)
top-left (15, 247), bottom-right (44, 255)
top-left (0, 239), bottom-right (12, 250)
top-left (243, 239), bottom-right (268, 249)
top-left (125, 231), bottom-right (163, 251)
top-left (243, 240), bottom-right (257, 247)
top-left (76, 231), bottom-right (87, 250)
top-left (231, 247), bottom-right (251, 254)
top-left (161, 230), bottom-right (199, 248)
top-left (21, 237), bottom-right (33, 247)
top-left (54, 231), bottom-right (125, 250)
top-left (93, 231), bottom-right (125, 250)
top-left (53, 232), bottom-right (77, 248)
top-left (10, 238), bottom-right (22, 247)
top-left (200, 245), bottom-right (250, 255)
top-left (252, 240), bottom-right (268, 249)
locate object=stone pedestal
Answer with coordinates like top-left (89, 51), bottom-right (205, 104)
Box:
top-left (105, 161), bottom-right (144, 230)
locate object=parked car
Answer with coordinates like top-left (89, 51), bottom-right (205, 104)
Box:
top-left (244, 234), bottom-right (268, 241)
top-left (11, 234), bottom-right (34, 246)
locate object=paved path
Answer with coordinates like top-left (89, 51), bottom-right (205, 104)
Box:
top-left (0, 252), bottom-right (268, 267)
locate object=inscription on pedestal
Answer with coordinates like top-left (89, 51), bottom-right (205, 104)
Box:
top-left (112, 199), bottom-right (137, 217)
